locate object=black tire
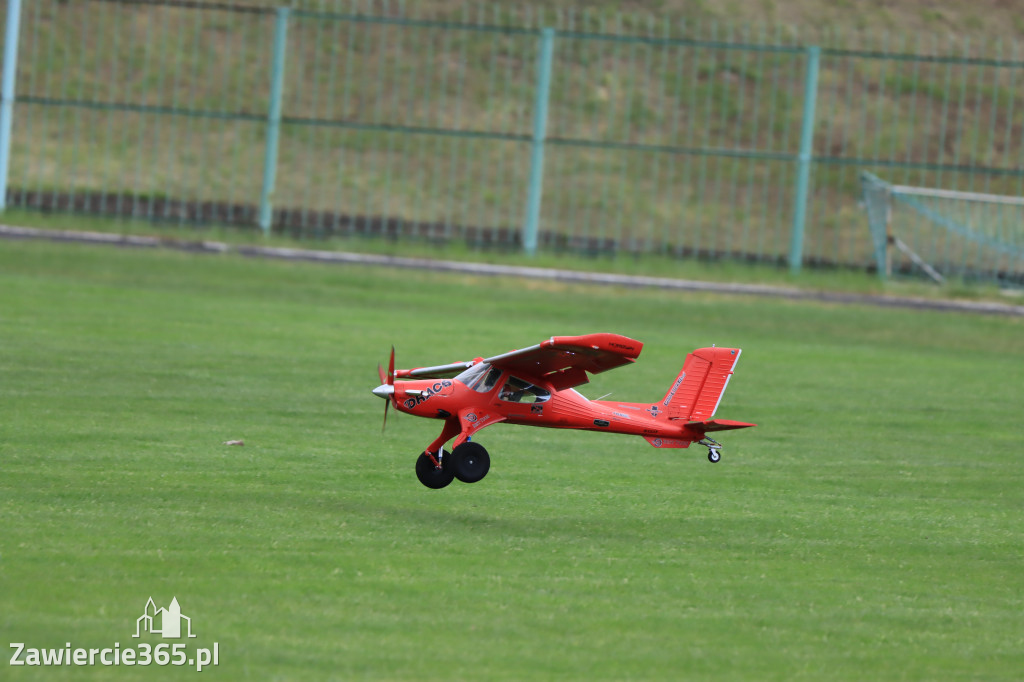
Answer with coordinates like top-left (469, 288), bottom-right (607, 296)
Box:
top-left (708, 449), bottom-right (721, 463)
top-left (451, 442), bottom-right (490, 483)
top-left (415, 452), bottom-right (455, 489)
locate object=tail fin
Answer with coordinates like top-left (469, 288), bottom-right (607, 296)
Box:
top-left (660, 347), bottom-right (742, 421)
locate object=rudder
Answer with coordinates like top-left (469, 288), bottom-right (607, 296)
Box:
top-left (660, 347), bottom-right (742, 421)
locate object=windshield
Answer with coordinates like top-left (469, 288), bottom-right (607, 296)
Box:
top-left (454, 363), bottom-right (503, 393)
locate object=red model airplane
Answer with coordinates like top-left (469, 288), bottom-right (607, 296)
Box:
top-left (372, 333), bottom-right (755, 489)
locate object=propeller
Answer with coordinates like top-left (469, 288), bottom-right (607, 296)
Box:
top-left (373, 346), bottom-right (396, 433)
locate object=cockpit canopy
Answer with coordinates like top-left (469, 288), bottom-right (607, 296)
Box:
top-left (498, 376), bottom-right (551, 404)
top-left (454, 363), bottom-right (551, 403)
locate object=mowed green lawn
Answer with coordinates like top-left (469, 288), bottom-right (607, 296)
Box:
top-left (1, 239), bottom-right (1022, 681)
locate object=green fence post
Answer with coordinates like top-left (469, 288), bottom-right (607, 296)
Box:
top-left (789, 45), bottom-right (820, 274)
top-left (259, 7), bottom-right (290, 236)
top-left (859, 171), bottom-right (891, 280)
top-left (523, 27), bottom-right (555, 256)
top-left (0, 0), bottom-right (23, 212)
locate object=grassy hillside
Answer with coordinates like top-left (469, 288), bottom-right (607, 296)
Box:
top-left (2, 238), bottom-right (1023, 680)
top-left (6, 0), bottom-right (1024, 277)
top-left (178, 0), bottom-right (1024, 40)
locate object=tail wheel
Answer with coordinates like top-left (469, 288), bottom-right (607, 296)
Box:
top-left (451, 442), bottom-right (490, 483)
top-left (698, 437), bottom-right (723, 464)
top-left (415, 451), bottom-right (455, 489)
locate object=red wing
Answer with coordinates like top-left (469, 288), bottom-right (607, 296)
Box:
top-left (485, 333), bottom-right (642, 389)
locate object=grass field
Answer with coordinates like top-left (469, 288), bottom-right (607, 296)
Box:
top-left (1, 238), bottom-right (1023, 680)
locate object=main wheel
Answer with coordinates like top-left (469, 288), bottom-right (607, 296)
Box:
top-left (415, 452), bottom-right (455, 489)
top-left (708, 449), bottom-right (721, 463)
top-left (451, 442), bottom-right (490, 483)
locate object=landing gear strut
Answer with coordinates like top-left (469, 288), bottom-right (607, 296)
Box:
top-left (698, 436), bottom-right (723, 463)
top-left (415, 450), bottom-right (455, 489)
top-left (415, 442), bottom-right (491, 488)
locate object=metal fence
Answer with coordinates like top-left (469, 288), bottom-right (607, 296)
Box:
top-left (862, 171), bottom-right (1024, 287)
top-left (2, 0), bottom-right (1023, 275)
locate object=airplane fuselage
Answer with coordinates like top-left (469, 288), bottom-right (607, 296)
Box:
top-left (388, 368), bottom-right (699, 446)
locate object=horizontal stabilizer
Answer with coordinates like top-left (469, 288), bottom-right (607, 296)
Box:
top-left (684, 419), bottom-right (757, 433)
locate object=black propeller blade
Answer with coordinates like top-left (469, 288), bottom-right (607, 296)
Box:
top-left (380, 346), bottom-right (395, 433)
